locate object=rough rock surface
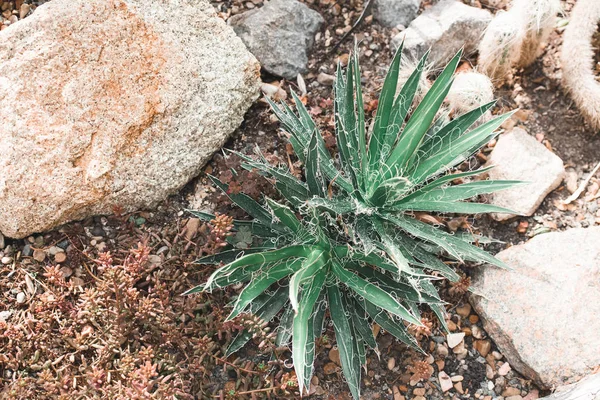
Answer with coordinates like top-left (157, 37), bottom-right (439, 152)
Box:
top-left (540, 374), bottom-right (600, 400)
top-left (392, 0), bottom-right (491, 65)
top-left (485, 128), bottom-right (565, 221)
top-left (373, 0), bottom-right (421, 28)
top-left (470, 228), bottom-right (600, 390)
top-left (230, 0), bottom-right (323, 79)
top-left (0, 0), bottom-right (260, 239)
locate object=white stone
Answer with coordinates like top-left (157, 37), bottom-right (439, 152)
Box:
top-left (485, 128), bottom-right (565, 221)
top-left (0, 0), bottom-right (260, 238)
top-left (392, 0), bottom-right (492, 66)
top-left (447, 332), bottom-right (465, 349)
top-left (470, 228), bottom-right (600, 390)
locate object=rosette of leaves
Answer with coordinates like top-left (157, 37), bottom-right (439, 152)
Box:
top-left (186, 45), bottom-right (520, 399)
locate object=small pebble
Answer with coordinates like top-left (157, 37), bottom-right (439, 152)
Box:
top-left (16, 292), bottom-right (26, 303)
top-left (55, 252), bottom-right (67, 263)
top-left (451, 375), bottom-right (464, 382)
top-left (498, 362), bottom-right (512, 376)
top-left (413, 388), bottom-right (426, 396)
top-left (456, 303), bottom-right (471, 318)
top-left (1, 256), bottom-right (12, 264)
top-left (439, 371), bottom-right (453, 392)
top-left (472, 325), bottom-right (484, 339)
top-left (387, 357), bottom-right (396, 370)
top-left (33, 249), bottom-right (46, 262)
top-left (317, 72), bottom-right (335, 86)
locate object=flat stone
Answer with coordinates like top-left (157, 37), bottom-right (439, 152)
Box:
top-left (439, 371), bottom-right (453, 392)
top-left (0, 0), bottom-right (260, 239)
top-left (230, 0), bottom-right (323, 79)
top-left (447, 332), bottom-right (465, 349)
top-left (540, 374), bottom-right (600, 399)
top-left (373, 0), bottom-right (421, 28)
top-left (470, 228), bottom-right (600, 389)
top-left (392, 0), bottom-right (491, 66)
top-left (485, 128), bottom-right (565, 221)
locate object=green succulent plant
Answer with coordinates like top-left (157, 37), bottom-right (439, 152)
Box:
top-left (186, 45), bottom-right (520, 399)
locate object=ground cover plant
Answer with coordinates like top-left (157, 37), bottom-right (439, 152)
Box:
top-left (187, 44), bottom-right (520, 400)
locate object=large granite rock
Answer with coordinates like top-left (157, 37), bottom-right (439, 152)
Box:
top-left (485, 128), bottom-right (565, 221)
top-left (540, 374), bottom-right (600, 400)
top-left (373, 0), bottom-right (421, 28)
top-left (230, 0), bottom-right (323, 79)
top-left (392, 0), bottom-right (491, 65)
top-left (0, 0), bottom-right (260, 239)
top-left (470, 228), bottom-right (600, 390)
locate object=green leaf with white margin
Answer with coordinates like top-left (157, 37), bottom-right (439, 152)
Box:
top-left (399, 236), bottom-right (460, 281)
top-left (357, 296), bottom-right (423, 351)
top-left (404, 180), bottom-right (525, 203)
top-left (202, 245), bottom-right (313, 291)
top-left (384, 51), bottom-right (462, 177)
top-left (186, 210), bottom-right (280, 238)
top-left (331, 261), bottom-right (422, 326)
top-left (265, 198), bottom-right (311, 238)
top-left (208, 175), bottom-right (286, 232)
top-left (347, 295), bottom-right (377, 350)
top-left (410, 112), bottom-right (515, 185)
top-left (227, 259), bottom-right (304, 320)
top-left (373, 218), bottom-right (411, 274)
top-left (393, 166), bottom-right (495, 206)
top-left (417, 100), bottom-right (497, 159)
top-left (382, 213), bottom-right (510, 269)
top-left (289, 249), bottom-right (327, 313)
top-left (292, 268), bottom-right (327, 395)
top-left (307, 197), bottom-right (356, 214)
top-left (368, 43), bottom-right (403, 171)
top-left (193, 247), bottom-right (273, 265)
top-left (345, 263), bottom-right (440, 304)
top-left (306, 130), bottom-right (326, 197)
top-left (377, 50), bottom-right (430, 167)
top-left (393, 201), bottom-right (518, 215)
top-left (351, 43), bottom-right (368, 188)
top-left (328, 281), bottom-right (362, 400)
top-left (276, 306), bottom-right (294, 347)
top-left (226, 286), bottom-right (289, 356)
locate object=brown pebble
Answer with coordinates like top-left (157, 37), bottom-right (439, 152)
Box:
top-left (392, 386), bottom-right (405, 400)
top-left (32, 249), bottom-right (46, 262)
top-left (387, 357), bottom-right (396, 370)
top-left (503, 387), bottom-right (521, 397)
top-left (474, 340), bottom-right (492, 357)
top-left (55, 252), bottom-right (67, 263)
top-left (413, 388), bottom-right (426, 396)
top-left (456, 303), bottom-right (471, 318)
top-left (454, 381), bottom-right (464, 394)
top-left (323, 362), bottom-right (337, 375)
top-left (469, 315), bottom-right (479, 324)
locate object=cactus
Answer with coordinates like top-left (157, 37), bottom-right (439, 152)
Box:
top-left (561, 0), bottom-right (600, 130)
top-left (478, 9), bottom-right (526, 83)
top-left (446, 71), bottom-right (495, 118)
top-left (478, 0), bottom-right (560, 85)
top-left (513, 0), bottom-right (561, 68)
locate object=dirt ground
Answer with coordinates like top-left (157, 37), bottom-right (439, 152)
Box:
top-left (1, 0), bottom-right (598, 399)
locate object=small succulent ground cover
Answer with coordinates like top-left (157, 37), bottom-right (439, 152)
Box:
top-left (187, 45), bottom-right (520, 399)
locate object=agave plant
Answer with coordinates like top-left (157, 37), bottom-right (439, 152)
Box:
top-left (186, 45), bottom-right (520, 399)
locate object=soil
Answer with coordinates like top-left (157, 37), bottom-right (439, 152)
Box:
top-left (0, 0), bottom-right (598, 399)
